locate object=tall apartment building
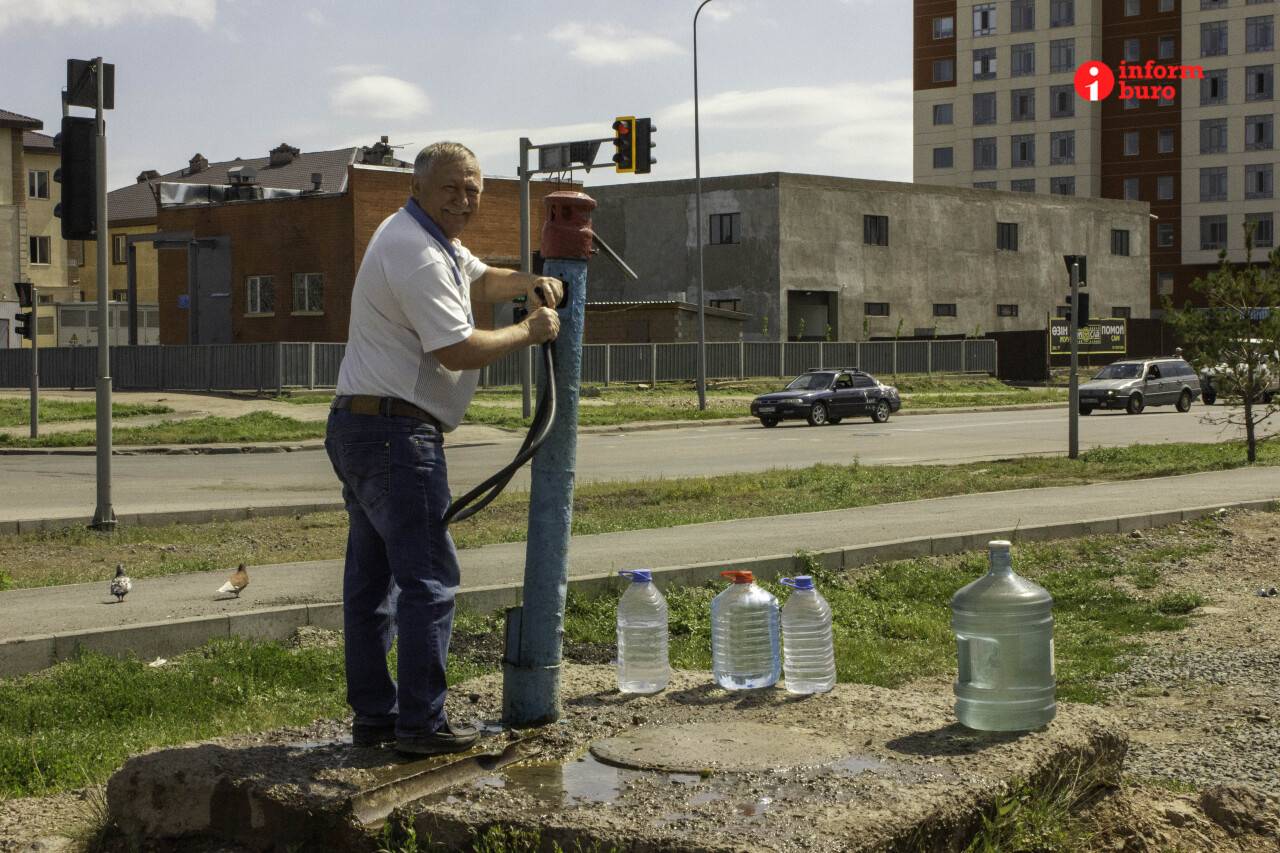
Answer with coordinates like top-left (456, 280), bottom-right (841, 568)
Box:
top-left (914, 0), bottom-right (1280, 311)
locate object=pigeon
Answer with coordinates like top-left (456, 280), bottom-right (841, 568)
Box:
top-left (217, 563), bottom-right (250, 598)
top-left (109, 563), bottom-right (132, 602)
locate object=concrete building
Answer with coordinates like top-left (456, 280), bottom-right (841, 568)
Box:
top-left (913, 0), bottom-right (1280, 310)
top-left (1, 109), bottom-right (45, 348)
top-left (586, 172), bottom-right (1149, 342)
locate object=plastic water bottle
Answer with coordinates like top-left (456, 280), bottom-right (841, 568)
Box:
top-left (951, 540), bottom-right (1056, 731)
top-left (615, 570), bottom-right (669, 694)
top-left (711, 570), bottom-right (780, 690)
top-left (780, 576), bottom-right (836, 694)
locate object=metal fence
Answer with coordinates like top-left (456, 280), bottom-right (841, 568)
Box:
top-left (0, 339), bottom-right (997, 391)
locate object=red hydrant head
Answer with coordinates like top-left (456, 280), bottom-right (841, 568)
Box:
top-left (540, 191), bottom-right (596, 261)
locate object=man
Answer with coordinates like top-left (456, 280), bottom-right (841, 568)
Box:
top-left (326, 142), bottom-right (562, 755)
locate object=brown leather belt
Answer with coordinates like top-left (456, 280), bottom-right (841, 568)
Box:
top-left (331, 395), bottom-right (441, 428)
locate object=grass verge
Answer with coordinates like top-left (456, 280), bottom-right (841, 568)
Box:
top-left (0, 439), bottom-right (1273, 590)
top-left (0, 411), bottom-right (325, 448)
top-left (0, 399), bottom-right (172, 427)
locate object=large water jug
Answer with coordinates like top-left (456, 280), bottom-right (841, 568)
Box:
top-left (616, 570), bottom-right (670, 694)
top-left (711, 570), bottom-right (780, 690)
top-left (780, 576), bottom-right (836, 694)
top-left (951, 540), bottom-right (1056, 731)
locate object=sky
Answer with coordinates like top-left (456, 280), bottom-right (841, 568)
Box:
top-left (1, 0), bottom-right (913, 193)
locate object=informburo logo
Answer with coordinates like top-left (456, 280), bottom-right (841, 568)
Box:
top-left (1073, 60), bottom-right (1204, 102)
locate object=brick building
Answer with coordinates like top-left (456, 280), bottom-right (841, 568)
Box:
top-left (155, 161), bottom-right (578, 344)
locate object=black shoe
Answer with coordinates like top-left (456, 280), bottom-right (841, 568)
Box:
top-left (396, 723), bottom-right (480, 756)
top-left (351, 721), bottom-right (398, 748)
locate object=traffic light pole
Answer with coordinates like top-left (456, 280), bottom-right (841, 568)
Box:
top-left (91, 56), bottom-right (115, 530)
top-left (1068, 261), bottom-right (1080, 461)
top-left (518, 138), bottom-right (532, 420)
top-left (29, 286), bottom-right (38, 440)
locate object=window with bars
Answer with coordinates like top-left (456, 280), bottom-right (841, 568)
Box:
top-left (1051, 85), bottom-right (1074, 117)
top-left (1050, 38), bottom-right (1075, 72)
top-left (1202, 69), bottom-right (1228, 104)
top-left (1247, 212), bottom-right (1275, 247)
top-left (1247, 16), bottom-right (1274, 52)
top-left (1011, 0), bottom-right (1034, 31)
top-left (1246, 163), bottom-right (1274, 198)
top-left (292, 272), bottom-right (324, 314)
top-left (1201, 215), bottom-right (1228, 250)
top-left (1051, 130), bottom-right (1075, 164)
top-left (973, 181), bottom-right (998, 189)
top-left (1201, 118), bottom-right (1228, 153)
top-left (973, 3), bottom-right (996, 36)
top-left (246, 275), bottom-right (275, 315)
top-left (1011, 134), bottom-right (1035, 167)
top-left (933, 303), bottom-right (957, 317)
top-left (1246, 114), bottom-right (1274, 150)
top-left (863, 214), bottom-right (889, 246)
top-left (1050, 0), bottom-right (1074, 27)
top-left (973, 137), bottom-right (998, 170)
top-left (1050, 176), bottom-right (1076, 195)
top-left (1012, 44), bottom-right (1035, 77)
top-left (709, 212), bottom-right (740, 244)
top-left (1247, 65), bottom-right (1274, 100)
top-left (1201, 167), bottom-right (1229, 201)
top-left (973, 48), bottom-right (997, 80)
top-left (864, 302), bottom-right (890, 316)
top-left (1010, 178), bottom-right (1036, 192)
top-left (1202, 21), bottom-right (1229, 56)
top-left (973, 92), bottom-right (997, 125)
top-left (1012, 88), bottom-right (1035, 120)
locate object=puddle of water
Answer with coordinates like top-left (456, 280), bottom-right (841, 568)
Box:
top-left (738, 796), bottom-right (772, 816)
top-left (831, 754), bottom-right (893, 776)
top-left (687, 790), bottom-right (725, 806)
top-left (500, 755), bottom-right (623, 806)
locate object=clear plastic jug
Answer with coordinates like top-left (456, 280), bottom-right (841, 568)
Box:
top-left (616, 570), bottom-right (669, 694)
top-left (951, 540), bottom-right (1056, 731)
top-left (780, 575), bottom-right (836, 694)
top-left (711, 570), bottom-right (780, 690)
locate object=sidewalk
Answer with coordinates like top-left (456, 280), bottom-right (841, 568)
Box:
top-left (3, 465), bottom-right (1278, 677)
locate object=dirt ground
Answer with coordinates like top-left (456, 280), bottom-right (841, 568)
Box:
top-left (3, 511), bottom-right (1280, 851)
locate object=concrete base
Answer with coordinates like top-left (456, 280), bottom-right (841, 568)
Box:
top-left (106, 665), bottom-right (1127, 852)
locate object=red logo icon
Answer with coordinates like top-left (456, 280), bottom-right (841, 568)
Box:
top-left (1074, 61), bottom-right (1115, 101)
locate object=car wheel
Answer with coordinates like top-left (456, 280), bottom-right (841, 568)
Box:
top-left (871, 400), bottom-right (892, 423)
top-left (1176, 389), bottom-right (1192, 412)
top-left (760, 417), bottom-right (779, 428)
top-left (807, 402), bottom-right (830, 426)
top-left (1080, 406), bottom-right (1094, 416)
top-left (1203, 391), bottom-right (1217, 406)
top-left (1126, 393), bottom-right (1145, 415)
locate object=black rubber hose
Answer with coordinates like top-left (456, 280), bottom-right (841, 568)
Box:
top-left (442, 341), bottom-right (557, 525)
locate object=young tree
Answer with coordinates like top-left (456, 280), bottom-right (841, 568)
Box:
top-left (1164, 225), bottom-right (1280, 462)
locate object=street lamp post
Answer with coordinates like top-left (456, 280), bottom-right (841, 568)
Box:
top-left (693, 0), bottom-right (714, 411)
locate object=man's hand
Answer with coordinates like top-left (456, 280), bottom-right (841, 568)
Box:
top-left (530, 276), bottom-right (563, 309)
top-left (525, 306), bottom-right (560, 344)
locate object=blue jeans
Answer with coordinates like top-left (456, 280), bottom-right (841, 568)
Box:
top-left (324, 408), bottom-right (460, 737)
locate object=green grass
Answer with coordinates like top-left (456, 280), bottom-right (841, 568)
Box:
top-left (0, 399), bottom-right (172, 427)
top-left (271, 392), bottom-right (337, 406)
top-left (0, 411), bottom-right (325, 448)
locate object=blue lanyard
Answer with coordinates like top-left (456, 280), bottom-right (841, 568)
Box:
top-left (403, 197), bottom-right (465, 291)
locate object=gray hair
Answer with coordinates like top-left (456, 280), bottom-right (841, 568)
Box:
top-left (413, 142), bottom-right (478, 183)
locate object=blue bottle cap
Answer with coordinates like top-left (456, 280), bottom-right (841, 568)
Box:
top-left (619, 570), bottom-right (652, 583)
top-left (781, 576), bottom-right (815, 590)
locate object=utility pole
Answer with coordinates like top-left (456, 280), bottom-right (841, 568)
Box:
top-left (91, 57), bottom-right (115, 529)
top-left (1068, 260), bottom-right (1080, 460)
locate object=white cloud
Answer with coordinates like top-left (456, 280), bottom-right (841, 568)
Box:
top-left (331, 63), bottom-right (387, 78)
top-left (305, 8), bottom-right (328, 27)
top-left (330, 75), bottom-right (430, 121)
top-left (660, 78), bottom-right (913, 130)
top-left (549, 23), bottom-right (683, 65)
top-left (0, 0), bottom-right (217, 32)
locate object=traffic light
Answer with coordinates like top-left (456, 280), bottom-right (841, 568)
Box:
top-left (612, 116), bottom-right (636, 173)
top-left (53, 115), bottom-right (97, 240)
top-left (634, 117), bottom-right (656, 174)
top-left (1063, 254), bottom-right (1087, 287)
top-left (1064, 292), bottom-right (1090, 330)
top-left (14, 311), bottom-right (34, 341)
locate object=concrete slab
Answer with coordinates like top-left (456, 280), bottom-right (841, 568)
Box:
top-left (105, 665), bottom-right (1126, 853)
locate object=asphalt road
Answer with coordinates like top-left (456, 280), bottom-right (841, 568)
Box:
top-left (0, 405), bottom-right (1255, 523)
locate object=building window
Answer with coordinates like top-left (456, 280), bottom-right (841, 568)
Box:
top-left (973, 91), bottom-right (997, 125)
top-left (1123, 130), bottom-right (1140, 156)
top-left (1125, 38), bottom-right (1141, 62)
top-left (973, 3), bottom-right (996, 36)
top-left (111, 234), bottom-right (127, 265)
top-left (27, 170), bottom-right (49, 199)
top-left (973, 47), bottom-right (997, 80)
top-left (1012, 43), bottom-right (1036, 77)
top-left (997, 222), bottom-right (1019, 251)
top-left (932, 303), bottom-right (958, 318)
top-left (292, 272), bottom-right (324, 314)
top-left (1051, 130), bottom-right (1075, 164)
top-left (1158, 271), bottom-right (1174, 296)
top-left (933, 103), bottom-right (954, 125)
top-left (1202, 0), bottom-right (1228, 8)
top-left (1011, 88), bottom-right (1035, 120)
top-left (1202, 21), bottom-right (1229, 57)
top-left (1011, 0), bottom-right (1034, 31)
top-left (933, 58), bottom-right (955, 83)
top-left (1202, 69), bottom-right (1228, 104)
top-left (1111, 229), bottom-right (1132, 256)
top-left (1200, 166), bottom-right (1228, 201)
top-left (1124, 177), bottom-right (1141, 200)
top-left (1010, 178), bottom-right (1036, 192)
top-left (1159, 128), bottom-right (1176, 153)
top-left (1112, 306), bottom-right (1132, 319)
top-left (997, 304), bottom-right (1019, 317)
top-left (1201, 215), bottom-right (1229, 250)
top-left (1246, 114), bottom-right (1274, 149)
top-left (974, 137), bottom-right (998, 170)
top-left (1051, 176), bottom-right (1076, 195)
top-left (1159, 35), bottom-right (1177, 60)
top-left (246, 275), bottom-right (275, 315)
top-left (863, 214), bottom-right (889, 246)
top-left (709, 212), bottom-right (740, 244)
top-left (933, 147), bottom-right (954, 169)
top-left (1051, 85), bottom-right (1075, 117)
top-left (1011, 133), bottom-right (1035, 167)
top-left (973, 181), bottom-right (998, 189)
top-left (933, 15), bottom-right (955, 39)
top-left (864, 302), bottom-right (890, 316)
top-left (1050, 38), bottom-right (1075, 72)
top-left (1158, 174), bottom-right (1176, 200)
top-left (1247, 16), bottom-right (1275, 52)
top-left (1159, 0), bottom-right (1175, 10)
top-left (1248, 212), bottom-right (1275, 247)
top-left (1246, 163), bottom-right (1274, 198)
top-left (1200, 117), bottom-right (1228, 153)
top-left (28, 236), bottom-right (50, 265)
top-left (1125, 0), bottom-right (1142, 14)
top-left (1247, 65), bottom-right (1274, 100)
top-left (709, 298), bottom-right (741, 312)
top-left (1158, 222), bottom-right (1176, 247)
top-left (1050, 0), bottom-right (1074, 28)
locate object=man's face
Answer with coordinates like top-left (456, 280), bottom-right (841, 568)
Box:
top-left (413, 157), bottom-right (482, 239)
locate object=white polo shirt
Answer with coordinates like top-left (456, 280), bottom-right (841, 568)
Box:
top-left (336, 207), bottom-right (488, 431)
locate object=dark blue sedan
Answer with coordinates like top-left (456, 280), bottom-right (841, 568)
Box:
top-left (750, 368), bottom-right (902, 427)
